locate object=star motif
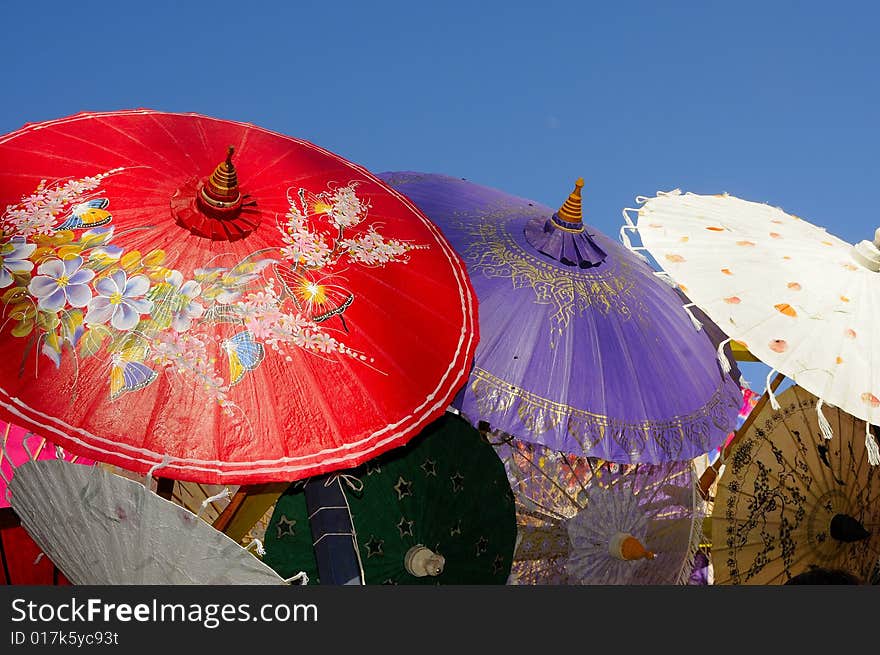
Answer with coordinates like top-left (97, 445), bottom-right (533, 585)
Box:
top-left (475, 536), bottom-right (489, 556)
top-left (397, 516), bottom-right (415, 538)
top-left (275, 515), bottom-right (297, 539)
top-left (421, 458), bottom-right (437, 477)
top-left (449, 520), bottom-right (462, 537)
top-left (364, 535), bottom-right (384, 558)
top-left (450, 471), bottom-right (465, 493)
top-left (492, 554), bottom-right (506, 575)
top-left (365, 460), bottom-right (382, 476)
top-left (393, 476), bottom-right (414, 500)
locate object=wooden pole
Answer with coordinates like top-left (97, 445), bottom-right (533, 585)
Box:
top-left (211, 482), bottom-right (288, 543)
top-left (155, 477), bottom-right (175, 500)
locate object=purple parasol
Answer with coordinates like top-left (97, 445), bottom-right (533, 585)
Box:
top-left (379, 172), bottom-right (741, 463)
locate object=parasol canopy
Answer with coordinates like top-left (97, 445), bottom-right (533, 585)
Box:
top-left (710, 385), bottom-right (880, 584)
top-left (263, 412), bottom-right (516, 584)
top-left (498, 435), bottom-right (701, 585)
top-left (629, 189), bottom-right (880, 463)
top-left (2, 419), bottom-right (93, 507)
top-left (0, 110), bottom-right (477, 483)
top-left (1, 419), bottom-right (88, 585)
top-left (378, 171), bottom-right (741, 464)
top-left (8, 457), bottom-right (296, 584)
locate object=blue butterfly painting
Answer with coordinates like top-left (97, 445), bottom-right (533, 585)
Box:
top-left (224, 331), bottom-right (265, 386)
top-left (110, 348), bottom-right (158, 401)
top-left (57, 198), bottom-right (112, 230)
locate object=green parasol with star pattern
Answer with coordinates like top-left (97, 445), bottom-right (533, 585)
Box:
top-left (263, 412), bottom-right (516, 584)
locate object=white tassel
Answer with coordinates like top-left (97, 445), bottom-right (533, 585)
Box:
top-left (196, 488), bottom-right (232, 519)
top-left (326, 473), bottom-right (364, 492)
top-left (284, 571), bottom-right (309, 585)
top-left (816, 399), bottom-right (834, 440)
top-left (716, 338), bottom-right (732, 374)
top-left (766, 369), bottom-right (780, 410)
top-left (866, 424), bottom-right (880, 466)
top-left (682, 303), bottom-right (703, 331)
top-left (654, 273), bottom-right (679, 289)
top-left (246, 539), bottom-right (266, 556)
top-left (144, 454), bottom-right (172, 491)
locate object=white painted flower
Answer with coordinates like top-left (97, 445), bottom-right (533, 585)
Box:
top-left (165, 270), bottom-right (204, 332)
top-left (341, 228), bottom-right (413, 265)
top-left (27, 256), bottom-right (95, 311)
top-left (86, 270), bottom-right (153, 331)
top-left (0, 237), bottom-right (36, 288)
top-left (326, 184), bottom-right (368, 229)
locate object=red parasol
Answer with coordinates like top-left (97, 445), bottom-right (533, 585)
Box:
top-left (0, 110), bottom-right (477, 484)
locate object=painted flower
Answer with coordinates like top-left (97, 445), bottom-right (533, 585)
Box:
top-left (85, 270), bottom-right (153, 330)
top-left (326, 184), bottom-right (368, 229)
top-left (341, 228), bottom-right (416, 266)
top-left (0, 237), bottom-right (36, 288)
top-left (165, 270), bottom-right (204, 332)
top-left (27, 255), bottom-right (95, 311)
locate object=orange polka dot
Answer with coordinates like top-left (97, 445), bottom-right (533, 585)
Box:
top-left (706, 227), bottom-right (725, 232)
top-left (775, 303), bottom-right (797, 317)
top-left (787, 282), bottom-right (801, 291)
top-left (770, 232), bottom-right (782, 238)
top-left (721, 268), bottom-right (733, 275)
top-left (737, 241), bottom-right (756, 247)
top-left (840, 296), bottom-right (850, 303)
top-left (724, 296), bottom-right (741, 304)
top-left (861, 392), bottom-right (880, 408)
top-left (665, 254), bottom-right (685, 263)
top-left (769, 339), bottom-right (788, 353)
top-left (845, 329), bottom-right (857, 339)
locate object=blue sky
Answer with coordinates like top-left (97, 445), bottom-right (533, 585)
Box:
top-left (2, 0), bottom-right (875, 391)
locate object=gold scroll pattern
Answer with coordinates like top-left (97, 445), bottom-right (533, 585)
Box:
top-left (471, 367), bottom-right (738, 462)
top-left (456, 206), bottom-right (650, 336)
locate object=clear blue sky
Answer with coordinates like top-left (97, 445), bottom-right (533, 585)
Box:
top-left (2, 0), bottom-right (875, 391)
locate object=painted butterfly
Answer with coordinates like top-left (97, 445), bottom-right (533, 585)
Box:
top-left (273, 265), bottom-right (354, 332)
top-left (57, 198), bottom-right (112, 230)
top-left (223, 331), bottom-right (265, 386)
top-left (110, 346), bottom-right (158, 401)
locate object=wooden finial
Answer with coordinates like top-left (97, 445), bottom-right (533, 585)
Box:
top-left (556, 178), bottom-right (584, 224)
top-left (200, 147), bottom-right (241, 208)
